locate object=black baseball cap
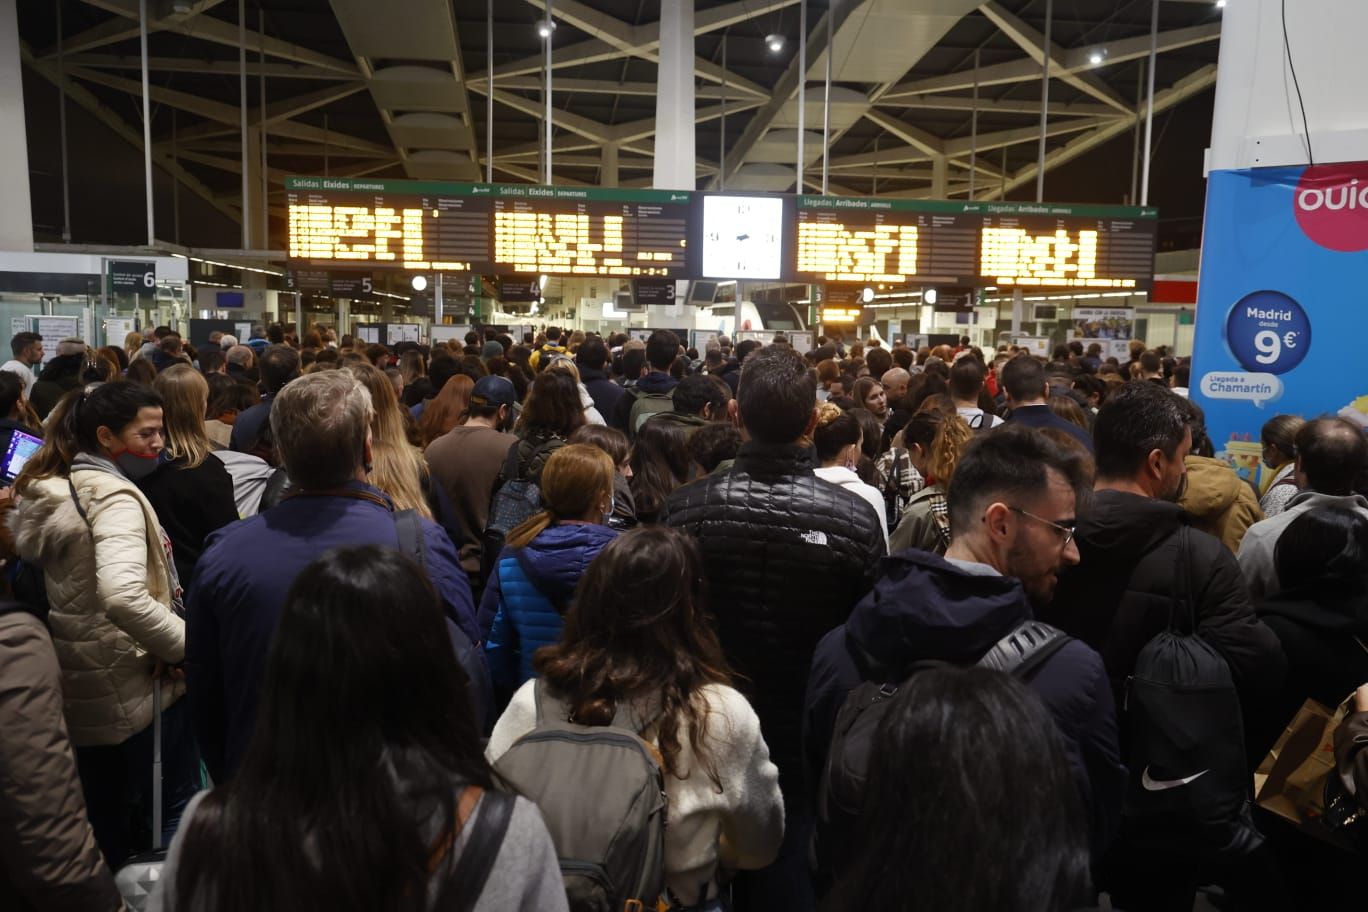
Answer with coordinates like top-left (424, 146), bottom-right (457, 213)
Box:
top-left (471, 375), bottom-right (516, 408)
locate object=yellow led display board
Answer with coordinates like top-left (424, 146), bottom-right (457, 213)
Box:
top-left (286, 178), bottom-right (692, 278)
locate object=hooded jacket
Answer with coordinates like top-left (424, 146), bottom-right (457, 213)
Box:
top-left (1042, 489), bottom-right (1285, 709)
top-left (1251, 588), bottom-right (1368, 757)
top-left (1238, 491), bottom-right (1368, 601)
top-left (1178, 454), bottom-right (1264, 553)
top-left (805, 550), bottom-right (1125, 858)
top-left (0, 606), bottom-right (121, 912)
top-left (665, 441), bottom-right (885, 795)
top-left (10, 464), bottom-right (185, 746)
top-left (29, 356), bottom-right (85, 421)
top-left (579, 364), bottom-right (625, 423)
top-left (610, 370), bottom-right (678, 435)
top-left (481, 523), bottom-right (617, 693)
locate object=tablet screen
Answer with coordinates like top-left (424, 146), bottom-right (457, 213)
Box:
top-left (1, 430), bottom-right (43, 486)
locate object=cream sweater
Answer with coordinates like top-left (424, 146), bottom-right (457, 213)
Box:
top-left (487, 679), bottom-right (785, 905)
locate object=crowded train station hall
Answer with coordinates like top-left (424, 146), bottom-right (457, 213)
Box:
top-left (1, 0), bottom-right (1365, 909)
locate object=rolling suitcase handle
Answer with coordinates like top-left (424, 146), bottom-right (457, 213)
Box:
top-left (152, 664), bottom-right (163, 850)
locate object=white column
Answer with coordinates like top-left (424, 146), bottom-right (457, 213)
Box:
top-left (601, 143), bottom-right (620, 188)
top-left (0, 0), bottom-right (34, 251)
top-left (931, 156), bottom-right (949, 199)
top-left (652, 0), bottom-right (696, 190)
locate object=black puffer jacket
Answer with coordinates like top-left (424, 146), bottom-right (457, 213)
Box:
top-left (1041, 490), bottom-right (1285, 712)
top-left (665, 441), bottom-right (885, 794)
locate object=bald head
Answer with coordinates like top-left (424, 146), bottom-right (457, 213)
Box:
top-left (881, 368), bottom-right (911, 407)
top-left (1296, 417), bottom-right (1368, 495)
top-left (226, 345), bottom-right (255, 368)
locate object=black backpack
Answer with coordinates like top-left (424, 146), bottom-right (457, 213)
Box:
top-left (815, 619), bottom-right (1072, 879)
top-left (1121, 527), bottom-right (1262, 856)
top-left (481, 437), bottom-right (561, 583)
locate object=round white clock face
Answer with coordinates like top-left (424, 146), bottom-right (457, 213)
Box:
top-left (702, 195), bottom-right (785, 280)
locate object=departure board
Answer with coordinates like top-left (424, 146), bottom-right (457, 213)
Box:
top-left (286, 179), bottom-right (1156, 290)
top-left (790, 197), bottom-right (1157, 290)
top-left (285, 178), bottom-right (692, 278)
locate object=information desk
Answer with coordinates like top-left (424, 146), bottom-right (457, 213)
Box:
top-left (286, 178), bottom-right (692, 278)
top-left (792, 197), bottom-right (1157, 290)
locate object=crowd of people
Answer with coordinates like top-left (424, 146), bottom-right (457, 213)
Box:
top-left (2, 320), bottom-right (1367, 911)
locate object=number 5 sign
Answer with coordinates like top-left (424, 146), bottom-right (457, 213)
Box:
top-left (110, 261), bottom-right (157, 295)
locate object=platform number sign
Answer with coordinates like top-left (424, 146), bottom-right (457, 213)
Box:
top-left (110, 261), bottom-right (156, 295)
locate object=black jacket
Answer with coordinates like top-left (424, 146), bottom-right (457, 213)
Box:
top-left (1250, 589), bottom-right (1368, 758)
top-left (1042, 490), bottom-right (1285, 711)
top-left (805, 550), bottom-right (1125, 856)
top-left (665, 441), bottom-right (885, 795)
top-left (717, 359), bottom-right (742, 394)
top-left (29, 357), bottom-right (85, 422)
top-left (579, 365), bottom-right (625, 424)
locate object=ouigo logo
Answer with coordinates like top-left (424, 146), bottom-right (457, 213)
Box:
top-left (1294, 163), bottom-right (1368, 252)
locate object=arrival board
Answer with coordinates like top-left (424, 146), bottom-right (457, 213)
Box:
top-left (285, 178), bottom-right (692, 278)
top-left (791, 197), bottom-right (1157, 290)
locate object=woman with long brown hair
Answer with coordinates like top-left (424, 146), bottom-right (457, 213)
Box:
top-left (344, 361), bottom-right (433, 518)
top-left (417, 373), bottom-right (474, 449)
top-left (509, 369), bottom-right (585, 486)
top-left (487, 526), bottom-right (784, 911)
top-left (888, 398), bottom-right (973, 555)
top-left (480, 444), bottom-right (617, 695)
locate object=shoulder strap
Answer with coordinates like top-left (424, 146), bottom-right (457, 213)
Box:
top-left (500, 439), bottom-right (523, 484)
top-left (66, 477), bottom-right (91, 526)
top-left (394, 508), bottom-right (426, 574)
top-left (977, 619), bottom-right (1072, 679)
top-left (532, 677), bottom-right (545, 725)
top-left (432, 788), bottom-right (517, 912)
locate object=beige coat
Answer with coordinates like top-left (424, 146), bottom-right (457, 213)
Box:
top-left (10, 468), bottom-right (185, 746)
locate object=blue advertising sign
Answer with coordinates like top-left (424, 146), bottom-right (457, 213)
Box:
top-left (1192, 163), bottom-right (1368, 487)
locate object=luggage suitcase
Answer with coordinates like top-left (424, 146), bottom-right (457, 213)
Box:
top-left (114, 672), bottom-right (169, 911)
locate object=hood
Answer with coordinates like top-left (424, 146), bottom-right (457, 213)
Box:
top-left (1076, 489), bottom-right (1187, 563)
top-left (578, 383), bottom-right (595, 410)
top-left (846, 550), bottom-right (1031, 677)
top-left (1259, 586), bottom-right (1368, 635)
top-left (38, 353), bottom-right (84, 382)
top-left (516, 523), bottom-right (617, 604)
top-left (1179, 455), bottom-right (1243, 519)
top-left (636, 371), bottom-right (678, 395)
top-left (10, 475), bottom-right (91, 568)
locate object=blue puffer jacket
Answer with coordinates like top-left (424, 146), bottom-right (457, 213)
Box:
top-left (481, 523), bottom-right (617, 693)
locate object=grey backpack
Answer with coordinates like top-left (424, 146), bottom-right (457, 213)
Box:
top-left (493, 681), bottom-right (668, 912)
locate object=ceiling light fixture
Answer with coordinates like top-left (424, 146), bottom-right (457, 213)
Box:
top-left (861, 286), bottom-right (876, 304)
top-left (1216, 0), bottom-right (1226, 7)
top-left (765, 33), bottom-right (785, 53)
top-left (924, 288), bottom-right (938, 306)
top-left (411, 275), bottom-right (428, 292)
top-left (537, 19), bottom-right (556, 38)
top-left (1088, 48), bottom-right (1107, 66)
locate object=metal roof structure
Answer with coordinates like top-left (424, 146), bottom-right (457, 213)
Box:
top-left (14, 0), bottom-right (1225, 248)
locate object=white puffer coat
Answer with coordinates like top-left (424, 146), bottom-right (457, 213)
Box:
top-left (10, 467), bottom-right (185, 747)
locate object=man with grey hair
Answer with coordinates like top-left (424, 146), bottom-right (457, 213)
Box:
top-left (186, 371), bottom-right (480, 782)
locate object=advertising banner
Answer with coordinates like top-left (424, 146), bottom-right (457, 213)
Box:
top-left (1191, 164), bottom-right (1367, 488)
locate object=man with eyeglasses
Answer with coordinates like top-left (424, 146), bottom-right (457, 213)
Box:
top-left (805, 425), bottom-right (1125, 888)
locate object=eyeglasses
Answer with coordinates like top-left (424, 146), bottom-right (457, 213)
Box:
top-left (1009, 506), bottom-right (1077, 546)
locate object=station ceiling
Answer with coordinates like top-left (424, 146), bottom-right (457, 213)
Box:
top-left (15, 0), bottom-right (1224, 250)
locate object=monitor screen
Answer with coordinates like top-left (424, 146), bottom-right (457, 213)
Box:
top-left (1, 430), bottom-right (43, 485)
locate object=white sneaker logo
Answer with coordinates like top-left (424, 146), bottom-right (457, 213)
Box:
top-left (1141, 766), bottom-right (1209, 792)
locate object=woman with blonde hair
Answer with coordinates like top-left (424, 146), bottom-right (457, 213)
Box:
top-left (123, 331), bottom-right (145, 363)
top-left (480, 443), bottom-right (617, 695)
top-left (889, 399), bottom-right (973, 554)
top-left (343, 361), bottom-right (433, 518)
top-left (137, 365), bottom-right (241, 584)
top-left (417, 374), bottom-right (473, 449)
